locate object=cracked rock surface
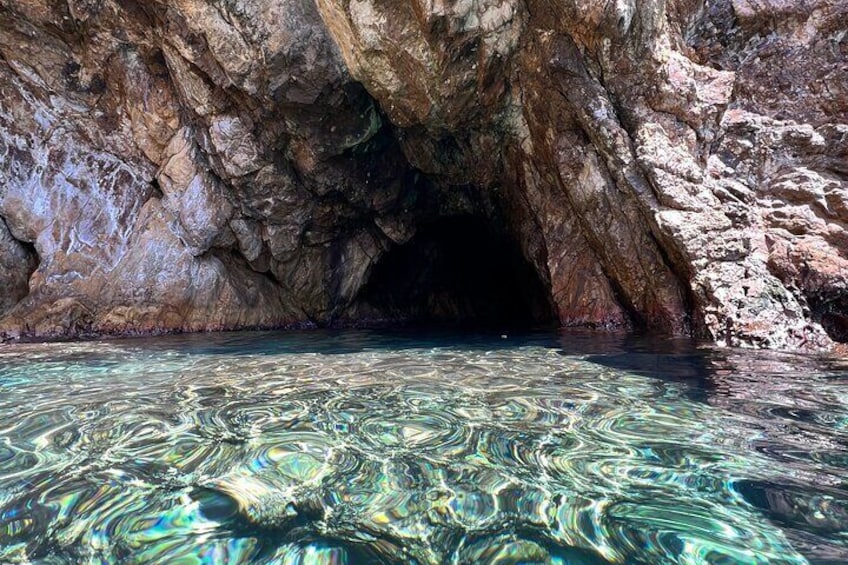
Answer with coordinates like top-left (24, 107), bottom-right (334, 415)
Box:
top-left (0, 0), bottom-right (846, 348)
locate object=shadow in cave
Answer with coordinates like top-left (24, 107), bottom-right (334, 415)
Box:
top-left (809, 295), bottom-right (848, 344)
top-left (358, 215), bottom-right (556, 330)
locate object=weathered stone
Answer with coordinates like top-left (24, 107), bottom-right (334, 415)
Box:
top-left (0, 218), bottom-right (36, 316)
top-left (0, 0), bottom-right (845, 349)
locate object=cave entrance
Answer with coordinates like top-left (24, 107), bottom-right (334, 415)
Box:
top-left (359, 216), bottom-right (556, 329)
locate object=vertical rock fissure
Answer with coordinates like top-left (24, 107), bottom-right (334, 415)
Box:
top-left (0, 216), bottom-right (38, 318)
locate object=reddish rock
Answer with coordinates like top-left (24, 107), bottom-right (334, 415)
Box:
top-left (0, 0), bottom-right (845, 349)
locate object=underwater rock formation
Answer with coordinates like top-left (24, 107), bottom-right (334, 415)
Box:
top-left (0, 0), bottom-right (846, 348)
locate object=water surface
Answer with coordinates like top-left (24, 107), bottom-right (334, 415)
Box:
top-left (0, 330), bottom-right (846, 564)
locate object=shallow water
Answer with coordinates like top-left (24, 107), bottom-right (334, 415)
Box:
top-left (0, 330), bottom-right (846, 564)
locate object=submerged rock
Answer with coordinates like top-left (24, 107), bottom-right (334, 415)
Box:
top-left (0, 0), bottom-right (845, 348)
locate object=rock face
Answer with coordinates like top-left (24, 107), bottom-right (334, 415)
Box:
top-left (0, 0), bottom-right (845, 348)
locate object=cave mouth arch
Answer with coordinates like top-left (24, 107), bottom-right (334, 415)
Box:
top-left (358, 215), bottom-right (556, 330)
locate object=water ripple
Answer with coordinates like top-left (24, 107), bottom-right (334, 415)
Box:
top-left (0, 331), bottom-right (846, 563)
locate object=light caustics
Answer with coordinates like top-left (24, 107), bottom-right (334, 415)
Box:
top-left (0, 333), bottom-right (846, 563)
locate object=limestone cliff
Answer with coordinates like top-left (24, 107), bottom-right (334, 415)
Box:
top-left (0, 0), bottom-right (846, 348)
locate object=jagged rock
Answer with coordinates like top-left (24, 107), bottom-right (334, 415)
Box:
top-left (0, 218), bottom-right (36, 316)
top-left (0, 0), bottom-right (845, 349)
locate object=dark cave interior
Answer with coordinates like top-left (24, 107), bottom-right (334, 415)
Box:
top-left (811, 295), bottom-right (848, 343)
top-left (359, 215), bottom-right (556, 329)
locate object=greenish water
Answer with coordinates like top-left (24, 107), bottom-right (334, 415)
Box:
top-left (0, 330), bottom-right (846, 564)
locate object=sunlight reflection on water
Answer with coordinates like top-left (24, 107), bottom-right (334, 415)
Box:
top-left (0, 330), bottom-right (846, 564)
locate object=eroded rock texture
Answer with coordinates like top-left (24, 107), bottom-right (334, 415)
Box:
top-left (0, 0), bottom-right (846, 348)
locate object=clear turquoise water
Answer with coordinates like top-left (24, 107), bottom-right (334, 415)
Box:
top-left (0, 330), bottom-right (846, 564)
